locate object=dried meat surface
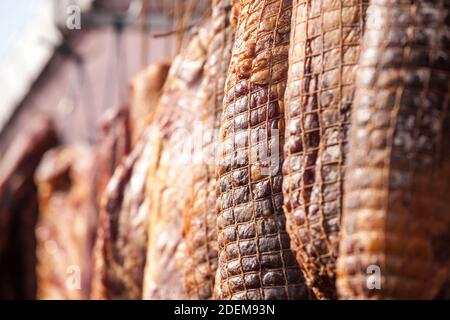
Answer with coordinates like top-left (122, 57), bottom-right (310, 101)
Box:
top-left (143, 21), bottom-right (212, 300)
top-left (215, 0), bottom-right (311, 300)
top-left (282, 0), bottom-right (368, 299)
top-left (337, 0), bottom-right (450, 299)
top-left (35, 145), bottom-right (96, 300)
top-left (183, 0), bottom-right (236, 300)
top-left (91, 128), bottom-right (153, 300)
top-left (0, 117), bottom-right (58, 299)
top-left (95, 107), bottom-right (131, 207)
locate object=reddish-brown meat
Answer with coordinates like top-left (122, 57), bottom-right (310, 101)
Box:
top-left (337, 0), bottom-right (450, 299)
top-left (95, 107), bottom-right (131, 207)
top-left (143, 21), bottom-right (212, 300)
top-left (91, 128), bottom-right (153, 300)
top-left (182, 0), bottom-right (236, 300)
top-left (35, 146), bottom-right (96, 300)
top-left (215, 0), bottom-right (311, 300)
top-left (0, 117), bottom-right (58, 299)
top-left (282, 0), bottom-right (368, 299)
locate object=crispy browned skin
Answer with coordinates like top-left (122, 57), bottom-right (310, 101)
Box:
top-left (337, 0), bottom-right (450, 299)
top-left (282, 0), bottom-right (368, 299)
top-left (91, 128), bottom-right (153, 300)
top-left (0, 117), bottom-right (58, 299)
top-left (182, 0), bottom-right (236, 300)
top-left (143, 22), bottom-right (212, 300)
top-left (215, 0), bottom-right (311, 300)
top-left (129, 63), bottom-right (170, 145)
top-left (35, 146), bottom-right (96, 300)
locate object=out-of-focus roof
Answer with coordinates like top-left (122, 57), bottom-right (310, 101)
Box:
top-left (0, 0), bottom-right (60, 134)
top-left (0, 0), bottom-right (95, 134)
top-left (93, 0), bottom-right (210, 15)
top-left (0, 0), bottom-right (210, 135)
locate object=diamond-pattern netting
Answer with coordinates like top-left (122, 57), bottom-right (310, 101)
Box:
top-left (143, 20), bottom-right (212, 300)
top-left (183, 0), bottom-right (236, 300)
top-left (282, 0), bottom-right (368, 299)
top-left (337, 0), bottom-right (450, 299)
top-left (215, 0), bottom-right (311, 300)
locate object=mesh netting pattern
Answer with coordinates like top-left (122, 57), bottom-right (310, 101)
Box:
top-left (282, 0), bottom-right (368, 299)
top-left (215, 0), bottom-right (311, 300)
top-left (337, 0), bottom-right (450, 299)
top-left (183, 0), bottom-right (236, 300)
top-left (143, 21), bottom-right (212, 300)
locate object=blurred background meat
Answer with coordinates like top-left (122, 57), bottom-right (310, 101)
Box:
top-left (143, 19), bottom-right (212, 300)
top-left (0, 0), bottom-right (209, 300)
top-left (0, 117), bottom-right (58, 299)
top-left (35, 145), bottom-right (96, 299)
top-left (95, 107), bottom-right (131, 207)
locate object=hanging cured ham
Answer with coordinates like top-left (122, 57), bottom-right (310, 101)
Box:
top-left (337, 0), bottom-right (450, 299)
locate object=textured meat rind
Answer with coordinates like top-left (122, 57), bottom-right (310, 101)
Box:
top-left (282, 0), bottom-right (368, 299)
top-left (215, 0), bottom-right (311, 300)
top-left (337, 0), bottom-right (450, 300)
top-left (91, 128), bottom-right (153, 300)
top-left (35, 145), bottom-right (96, 300)
top-left (143, 21), bottom-right (212, 300)
top-left (182, 0), bottom-right (236, 300)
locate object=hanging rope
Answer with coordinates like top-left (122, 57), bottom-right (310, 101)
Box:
top-left (102, 15), bottom-right (128, 114)
top-left (140, 0), bottom-right (150, 68)
top-left (152, 0), bottom-right (210, 39)
top-left (114, 16), bottom-right (128, 106)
